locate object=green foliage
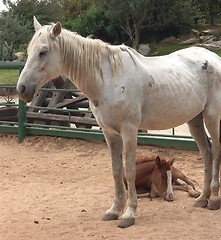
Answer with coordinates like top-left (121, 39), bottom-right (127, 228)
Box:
top-left (148, 43), bottom-right (190, 56)
top-left (62, 5), bottom-right (122, 42)
top-left (0, 0), bottom-right (64, 61)
top-left (142, 0), bottom-right (203, 40)
top-left (3, 0), bottom-right (64, 24)
top-left (62, 0), bottom-right (95, 20)
top-left (0, 12), bottom-right (32, 60)
top-left (63, 7), bottom-right (103, 36)
top-left (2, 0), bottom-right (221, 60)
top-left (98, 0), bottom-right (151, 48)
top-left (97, 0), bottom-right (203, 47)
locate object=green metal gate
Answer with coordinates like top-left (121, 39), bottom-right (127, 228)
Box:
top-left (0, 62), bottom-right (197, 149)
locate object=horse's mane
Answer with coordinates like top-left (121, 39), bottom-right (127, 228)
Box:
top-left (57, 27), bottom-right (123, 89)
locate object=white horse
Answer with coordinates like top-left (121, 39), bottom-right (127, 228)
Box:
top-left (17, 17), bottom-right (221, 228)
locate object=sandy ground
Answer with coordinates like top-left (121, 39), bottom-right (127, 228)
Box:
top-left (0, 134), bottom-right (220, 240)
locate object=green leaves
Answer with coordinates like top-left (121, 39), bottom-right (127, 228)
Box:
top-left (0, 0), bottom-right (64, 60)
top-left (0, 12), bottom-right (32, 60)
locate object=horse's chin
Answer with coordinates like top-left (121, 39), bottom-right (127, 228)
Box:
top-left (19, 94), bottom-right (33, 103)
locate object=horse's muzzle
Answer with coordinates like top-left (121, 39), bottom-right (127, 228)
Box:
top-left (16, 83), bottom-right (35, 103)
top-left (164, 192), bottom-right (174, 202)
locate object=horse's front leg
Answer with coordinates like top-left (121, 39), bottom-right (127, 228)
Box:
top-left (118, 125), bottom-right (138, 228)
top-left (101, 130), bottom-right (127, 222)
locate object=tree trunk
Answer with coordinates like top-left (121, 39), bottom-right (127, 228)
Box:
top-left (208, 0), bottom-right (214, 25)
top-left (133, 24), bottom-right (140, 50)
top-left (9, 43), bottom-right (14, 61)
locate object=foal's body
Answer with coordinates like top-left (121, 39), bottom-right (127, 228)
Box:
top-left (134, 156), bottom-right (201, 199)
top-left (17, 17), bottom-right (221, 228)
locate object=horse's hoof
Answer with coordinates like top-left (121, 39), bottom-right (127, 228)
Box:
top-left (101, 213), bottom-right (119, 221)
top-left (208, 197), bottom-right (221, 210)
top-left (193, 199), bottom-right (208, 208)
top-left (117, 217), bottom-right (135, 228)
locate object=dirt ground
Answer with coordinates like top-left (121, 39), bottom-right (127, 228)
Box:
top-left (0, 134), bottom-right (220, 240)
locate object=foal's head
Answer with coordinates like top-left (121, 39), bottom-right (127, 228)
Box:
top-left (151, 156), bottom-right (174, 201)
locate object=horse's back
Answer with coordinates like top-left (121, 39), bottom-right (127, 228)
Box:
top-left (137, 47), bottom-right (221, 129)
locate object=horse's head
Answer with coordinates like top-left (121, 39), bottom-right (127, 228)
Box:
top-left (16, 16), bottom-right (63, 103)
top-left (151, 156), bottom-right (174, 201)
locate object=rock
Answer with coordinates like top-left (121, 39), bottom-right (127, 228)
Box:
top-left (160, 36), bottom-right (177, 44)
top-left (14, 52), bottom-right (26, 61)
top-left (196, 41), bottom-right (221, 50)
top-left (199, 35), bottom-right (216, 43)
top-left (138, 44), bottom-right (150, 56)
top-left (179, 37), bottom-right (199, 45)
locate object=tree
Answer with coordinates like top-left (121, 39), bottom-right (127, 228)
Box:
top-left (146, 0), bottom-right (202, 37)
top-left (3, 0), bottom-right (64, 24)
top-left (62, 0), bottom-right (94, 19)
top-left (207, 0), bottom-right (221, 25)
top-left (98, 0), bottom-right (202, 49)
top-left (0, 11), bottom-right (32, 60)
top-left (0, 0), bottom-right (64, 60)
top-left (98, 0), bottom-right (151, 50)
top-left (61, 0), bottom-right (120, 42)
top-left (63, 7), bottom-right (105, 37)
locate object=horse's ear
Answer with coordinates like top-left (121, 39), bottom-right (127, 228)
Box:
top-left (155, 156), bottom-right (161, 168)
top-left (50, 22), bottom-right (62, 38)
top-left (33, 16), bottom-right (42, 31)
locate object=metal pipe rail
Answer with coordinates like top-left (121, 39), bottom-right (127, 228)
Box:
top-left (0, 62), bottom-right (198, 149)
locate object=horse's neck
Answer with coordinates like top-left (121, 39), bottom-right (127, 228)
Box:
top-left (59, 31), bottom-right (104, 97)
top-left (136, 158), bottom-right (156, 173)
top-left (59, 31), bottom-right (123, 100)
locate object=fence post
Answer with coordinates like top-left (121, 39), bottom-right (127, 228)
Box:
top-left (18, 99), bottom-right (27, 143)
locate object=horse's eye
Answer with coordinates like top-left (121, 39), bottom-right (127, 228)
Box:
top-left (39, 50), bottom-right (47, 58)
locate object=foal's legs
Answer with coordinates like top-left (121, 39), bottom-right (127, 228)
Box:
top-left (101, 130), bottom-right (126, 221)
top-left (204, 115), bottom-right (221, 210)
top-left (187, 114), bottom-right (212, 208)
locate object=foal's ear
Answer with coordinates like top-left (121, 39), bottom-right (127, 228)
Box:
top-left (169, 158), bottom-right (175, 166)
top-left (155, 156), bottom-right (161, 168)
top-left (50, 22), bottom-right (62, 38)
top-left (33, 16), bottom-right (42, 31)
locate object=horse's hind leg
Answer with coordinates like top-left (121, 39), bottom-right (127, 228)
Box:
top-left (101, 131), bottom-right (126, 221)
top-left (204, 115), bottom-right (221, 210)
top-left (187, 113), bottom-right (212, 208)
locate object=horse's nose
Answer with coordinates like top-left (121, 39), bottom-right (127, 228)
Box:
top-left (16, 84), bottom-right (26, 95)
top-left (16, 83), bottom-right (35, 103)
